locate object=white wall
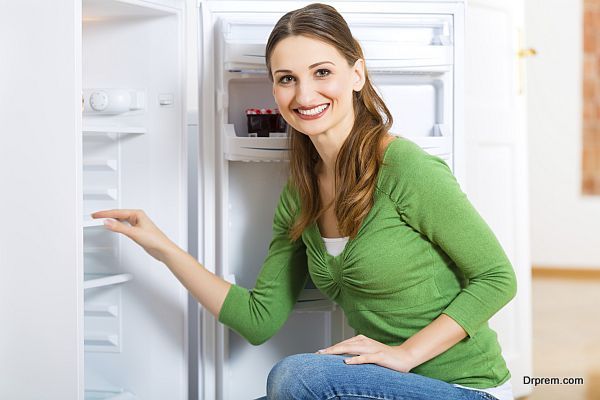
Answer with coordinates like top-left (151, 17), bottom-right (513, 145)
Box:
top-left (526, 0), bottom-right (600, 268)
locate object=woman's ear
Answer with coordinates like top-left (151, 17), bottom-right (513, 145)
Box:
top-left (352, 58), bottom-right (366, 92)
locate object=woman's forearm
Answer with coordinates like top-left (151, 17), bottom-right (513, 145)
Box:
top-left (160, 243), bottom-right (232, 318)
top-left (398, 313), bottom-right (468, 370)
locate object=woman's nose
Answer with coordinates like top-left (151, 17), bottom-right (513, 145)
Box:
top-left (295, 80), bottom-right (317, 106)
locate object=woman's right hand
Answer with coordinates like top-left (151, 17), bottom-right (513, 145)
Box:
top-left (91, 209), bottom-right (178, 263)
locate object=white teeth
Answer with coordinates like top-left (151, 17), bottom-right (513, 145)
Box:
top-left (297, 104), bottom-right (328, 116)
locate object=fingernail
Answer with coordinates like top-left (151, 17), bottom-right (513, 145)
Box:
top-left (103, 219), bottom-right (112, 226)
top-left (316, 349), bottom-right (325, 354)
top-left (344, 359), bottom-right (349, 364)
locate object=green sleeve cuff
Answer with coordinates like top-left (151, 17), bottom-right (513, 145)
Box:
top-left (442, 308), bottom-right (476, 338)
top-left (217, 284), bottom-right (249, 327)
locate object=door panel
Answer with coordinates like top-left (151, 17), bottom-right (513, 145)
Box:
top-left (464, 1), bottom-right (533, 397)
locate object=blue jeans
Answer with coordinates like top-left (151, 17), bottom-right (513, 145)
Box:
top-left (255, 353), bottom-right (499, 400)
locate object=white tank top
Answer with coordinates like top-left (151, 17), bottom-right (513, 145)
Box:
top-left (320, 235), bottom-right (514, 400)
top-left (321, 235), bottom-right (349, 256)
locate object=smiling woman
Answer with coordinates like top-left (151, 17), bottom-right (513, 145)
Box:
top-left (265, 6), bottom-right (396, 242)
top-left (92, 3), bottom-right (517, 400)
top-left (220, 3), bottom-right (516, 400)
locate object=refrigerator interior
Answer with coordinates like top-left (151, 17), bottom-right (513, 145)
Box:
top-left (217, 29), bottom-right (345, 400)
top-left (81, 1), bottom-right (187, 398)
top-left (207, 8), bottom-right (455, 399)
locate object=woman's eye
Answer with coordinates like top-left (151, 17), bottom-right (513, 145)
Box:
top-left (278, 75), bottom-right (294, 84)
top-left (316, 69), bottom-right (330, 77)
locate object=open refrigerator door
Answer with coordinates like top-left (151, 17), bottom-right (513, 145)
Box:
top-left (81, 0), bottom-right (188, 398)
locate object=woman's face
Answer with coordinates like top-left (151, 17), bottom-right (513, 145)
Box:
top-left (269, 35), bottom-right (365, 139)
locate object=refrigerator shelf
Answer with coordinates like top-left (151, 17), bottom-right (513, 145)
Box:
top-left (85, 388), bottom-right (136, 400)
top-left (84, 333), bottom-right (119, 347)
top-left (294, 299), bottom-right (336, 312)
top-left (84, 273), bottom-right (133, 290)
top-left (293, 289), bottom-right (335, 312)
top-left (297, 288), bottom-right (327, 302)
top-left (85, 303), bottom-right (119, 317)
top-left (409, 134), bottom-right (452, 155)
top-left (84, 188), bottom-right (118, 200)
top-left (224, 123), bottom-right (289, 162)
top-left (83, 125), bottom-right (146, 140)
top-left (83, 0), bottom-right (178, 20)
top-left (84, 246), bottom-right (114, 254)
top-left (84, 159), bottom-right (118, 171)
top-left (83, 219), bottom-right (106, 228)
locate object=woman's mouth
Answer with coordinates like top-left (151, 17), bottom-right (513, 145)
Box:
top-left (294, 103), bottom-right (330, 120)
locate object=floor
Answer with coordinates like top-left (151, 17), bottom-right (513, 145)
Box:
top-left (522, 276), bottom-right (600, 400)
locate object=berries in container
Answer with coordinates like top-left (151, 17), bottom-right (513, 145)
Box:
top-left (246, 108), bottom-right (287, 137)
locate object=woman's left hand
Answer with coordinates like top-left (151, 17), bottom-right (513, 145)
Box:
top-left (316, 334), bottom-right (416, 373)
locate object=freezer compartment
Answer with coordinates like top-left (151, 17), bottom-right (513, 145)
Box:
top-left (220, 13), bottom-right (453, 73)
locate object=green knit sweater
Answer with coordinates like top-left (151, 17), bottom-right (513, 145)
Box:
top-left (218, 137), bottom-right (517, 388)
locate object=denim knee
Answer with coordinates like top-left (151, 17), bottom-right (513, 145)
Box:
top-left (266, 353), bottom-right (318, 399)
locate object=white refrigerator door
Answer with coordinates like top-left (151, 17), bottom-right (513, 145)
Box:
top-left (81, 1), bottom-right (189, 399)
top-left (464, 0), bottom-right (533, 397)
top-left (0, 1), bottom-right (84, 399)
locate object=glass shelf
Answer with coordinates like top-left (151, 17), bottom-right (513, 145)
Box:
top-left (85, 388), bottom-right (136, 400)
top-left (84, 273), bottom-right (133, 290)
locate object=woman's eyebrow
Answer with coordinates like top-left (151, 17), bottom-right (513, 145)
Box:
top-left (273, 61), bottom-right (335, 75)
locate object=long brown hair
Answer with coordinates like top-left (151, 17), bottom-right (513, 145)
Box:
top-left (265, 3), bottom-right (393, 241)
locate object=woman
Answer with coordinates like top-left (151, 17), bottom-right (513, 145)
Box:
top-left (92, 3), bottom-right (516, 400)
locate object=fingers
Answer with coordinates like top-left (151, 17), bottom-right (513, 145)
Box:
top-left (316, 334), bottom-right (369, 354)
top-left (102, 218), bottom-right (134, 236)
top-left (91, 209), bottom-right (144, 225)
top-left (343, 352), bottom-right (384, 365)
top-left (317, 343), bottom-right (374, 356)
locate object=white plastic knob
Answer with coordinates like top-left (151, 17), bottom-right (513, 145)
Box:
top-left (89, 91), bottom-right (109, 111)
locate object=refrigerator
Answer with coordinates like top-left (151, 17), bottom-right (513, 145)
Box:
top-left (1, 0), bottom-right (529, 399)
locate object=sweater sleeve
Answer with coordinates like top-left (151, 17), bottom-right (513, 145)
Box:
top-left (217, 180), bottom-right (309, 345)
top-left (388, 139), bottom-right (517, 338)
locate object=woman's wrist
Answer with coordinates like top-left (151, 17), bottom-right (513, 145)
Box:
top-left (391, 344), bottom-right (420, 372)
top-left (157, 240), bottom-right (185, 264)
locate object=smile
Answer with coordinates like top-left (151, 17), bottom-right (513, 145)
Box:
top-left (294, 103), bottom-right (330, 120)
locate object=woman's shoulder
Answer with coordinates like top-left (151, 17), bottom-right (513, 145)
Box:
top-left (378, 134), bottom-right (455, 197)
top-left (381, 134), bottom-right (435, 165)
